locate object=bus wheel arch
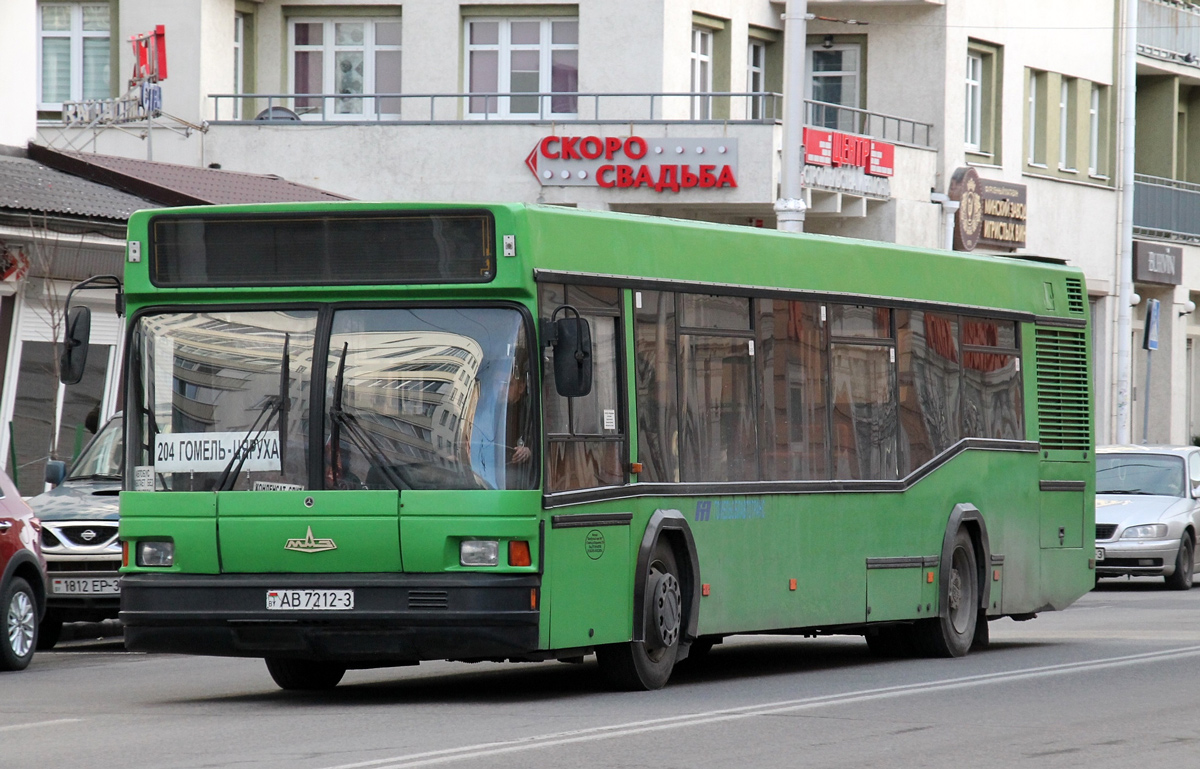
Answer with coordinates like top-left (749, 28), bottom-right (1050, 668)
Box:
top-left (917, 503), bottom-right (991, 657)
top-left (596, 509), bottom-right (700, 690)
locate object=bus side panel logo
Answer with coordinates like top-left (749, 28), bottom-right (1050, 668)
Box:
top-left (585, 530), bottom-right (605, 560)
top-left (285, 526), bottom-right (337, 553)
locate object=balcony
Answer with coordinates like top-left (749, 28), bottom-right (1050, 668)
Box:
top-left (207, 91), bottom-right (934, 149)
top-left (1138, 0), bottom-right (1200, 67)
top-left (1133, 173), bottom-right (1200, 241)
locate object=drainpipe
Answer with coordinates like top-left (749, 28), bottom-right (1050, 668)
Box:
top-left (1116, 0), bottom-right (1138, 444)
top-left (930, 192), bottom-right (960, 251)
top-left (775, 0), bottom-right (809, 233)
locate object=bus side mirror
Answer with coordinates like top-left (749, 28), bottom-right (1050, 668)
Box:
top-left (44, 460), bottom-right (66, 487)
top-left (545, 305), bottom-right (592, 398)
top-left (60, 305), bottom-right (92, 385)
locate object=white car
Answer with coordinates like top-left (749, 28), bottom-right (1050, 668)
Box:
top-left (1095, 445), bottom-right (1200, 589)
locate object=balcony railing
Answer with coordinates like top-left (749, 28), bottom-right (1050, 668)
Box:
top-left (1138, 0), bottom-right (1200, 65)
top-left (1134, 173), bottom-right (1200, 240)
top-left (207, 91), bottom-right (935, 148)
top-left (209, 91), bottom-right (784, 124)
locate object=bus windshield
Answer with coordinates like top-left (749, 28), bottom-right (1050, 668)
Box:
top-left (129, 307), bottom-right (534, 492)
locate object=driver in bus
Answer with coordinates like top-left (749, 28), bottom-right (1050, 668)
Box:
top-left (504, 351), bottom-right (533, 487)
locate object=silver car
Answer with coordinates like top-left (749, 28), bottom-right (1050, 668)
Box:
top-left (26, 414), bottom-right (122, 648)
top-left (1095, 445), bottom-right (1200, 589)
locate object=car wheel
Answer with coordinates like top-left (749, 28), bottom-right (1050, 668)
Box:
top-left (1165, 535), bottom-right (1194, 591)
top-left (264, 658), bottom-right (346, 690)
top-left (2, 577), bottom-right (38, 671)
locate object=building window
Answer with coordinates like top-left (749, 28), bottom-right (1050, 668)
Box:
top-left (965, 52), bottom-right (983, 150)
top-left (691, 27), bottom-right (713, 119)
top-left (1059, 77), bottom-right (1077, 171)
top-left (806, 42), bottom-right (860, 131)
top-left (965, 41), bottom-right (1001, 160)
top-left (1089, 84), bottom-right (1103, 176)
top-left (747, 41), bottom-right (766, 119)
top-left (1027, 69), bottom-right (1047, 166)
top-left (38, 2), bottom-right (111, 110)
top-left (289, 18), bottom-right (402, 119)
top-left (466, 18), bottom-right (578, 118)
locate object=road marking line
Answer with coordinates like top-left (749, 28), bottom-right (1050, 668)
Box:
top-left (320, 645), bottom-right (1200, 769)
top-left (0, 718), bottom-right (83, 733)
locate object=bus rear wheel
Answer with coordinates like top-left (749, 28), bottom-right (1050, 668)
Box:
top-left (597, 541), bottom-right (682, 690)
top-left (264, 658), bottom-right (346, 690)
top-left (914, 528), bottom-right (978, 658)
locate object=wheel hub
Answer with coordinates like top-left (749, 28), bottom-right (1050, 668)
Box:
top-left (8, 591), bottom-right (34, 658)
top-left (647, 569), bottom-right (681, 650)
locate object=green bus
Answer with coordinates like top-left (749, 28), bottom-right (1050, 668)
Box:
top-left (60, 202), bottom-right (1095, 691)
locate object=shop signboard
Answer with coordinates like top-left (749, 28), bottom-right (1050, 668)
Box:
top-left (525, 136), bottom-right (738, 191)
top-left (1133, 241), bottom-right (1183, 285)
top-left (801, 127), bottom-right (894, 200)
top-left (948, 166), bottom-right (1027, 252)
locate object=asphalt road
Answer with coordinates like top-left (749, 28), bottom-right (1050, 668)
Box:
top-left (4, 577), bottom-right (1199, 769)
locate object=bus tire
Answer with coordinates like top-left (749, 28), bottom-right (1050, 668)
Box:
top-left (264, 657), bottom-right (346, 690)
top-left (596, 541), bottom-right (681, 690)
top-left (1165, 534), bottom-right (1194, 591)
top-left (914, 528), bottom-right (978, 658)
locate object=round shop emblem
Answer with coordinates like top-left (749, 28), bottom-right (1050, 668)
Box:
top-left (585, 529), bottom-right (605, 560)
top-left (949, 166), bottom-right (983, 252)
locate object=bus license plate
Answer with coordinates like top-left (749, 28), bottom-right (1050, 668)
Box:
top-left (52, 577), bottom-right (121, 595)
top-left (1096, 548), bottom-right (1105, 562)
top-left (266, 589), bottom-right (354, 611)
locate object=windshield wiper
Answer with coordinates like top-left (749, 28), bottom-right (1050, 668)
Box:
top-left (329, 341), bottom-right (411, 491)
top-left (216, 333), bottom-right (290, 492)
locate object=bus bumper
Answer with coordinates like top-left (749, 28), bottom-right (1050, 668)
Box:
top-left (120, 572), bottom-right (541, 664)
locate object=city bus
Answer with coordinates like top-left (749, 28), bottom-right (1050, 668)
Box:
top-left (59, 202), bottom-right (1095, 690)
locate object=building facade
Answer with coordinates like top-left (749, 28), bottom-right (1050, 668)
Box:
top-left (12, 0), bottom-right (1200, 447)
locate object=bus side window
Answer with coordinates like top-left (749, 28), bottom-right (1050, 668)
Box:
top-left (539, 284), bottom-right (625, 492)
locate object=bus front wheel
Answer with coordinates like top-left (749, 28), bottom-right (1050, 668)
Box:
top-left (914, 528), bottom-right (978, 658)
top-left (597, 541), bottom-right (682, 690)
top-left (265, 658), bottom-right (346, 690)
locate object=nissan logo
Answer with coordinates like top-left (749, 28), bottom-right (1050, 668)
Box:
top-left (80, 529), bottom-right (97, 541)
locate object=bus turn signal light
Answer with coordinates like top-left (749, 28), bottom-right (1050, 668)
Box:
top-left (122, 541), bottom-right (129, 568)
top-left (509, 540), bottom-right (532, 567)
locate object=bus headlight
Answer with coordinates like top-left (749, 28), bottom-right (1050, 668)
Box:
top-left (137, 541), bottom-right (174, 567)
top-left (460, 540), bottom-right (499, 567)
top-left (1121, 524), bottom-right (1168, 539)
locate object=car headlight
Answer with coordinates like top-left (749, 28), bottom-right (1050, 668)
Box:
top-left (460, 540), bottom-right (499, 567)
top-left (136, 540), bottom-right (174, 567)
top-left (1121, 524), bottom-right (1168, 539)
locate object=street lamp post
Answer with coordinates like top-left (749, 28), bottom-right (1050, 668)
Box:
top-left (775, 0), bottom-right (809, 233)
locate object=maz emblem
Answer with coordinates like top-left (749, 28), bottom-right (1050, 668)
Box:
top-left (285, 526), bottom-right (337, 553)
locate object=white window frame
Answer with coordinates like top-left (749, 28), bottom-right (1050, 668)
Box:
top-left (37, 2), bottom-right (111, 111)
top-left (1059, 78), bottom-right (1074, 171)
top-left (1028, 70), bottom-right (1041, 165)
top-left (464, 18), bottom-right (579, 119)
top-left (965, 51), bottom-right (983, 150)
top-left (805, 42), bottom-right (861, 132)
top-left (233, 14), bottom-right (245, 119)
top-left (287, 17), bottom-right (402, 120)
top-left (1089, 84), bottom-right (1102, 176)
top-left (747, 40), bottom-right (766, 120)
top-left (691, 27), bottom-right (714, 119)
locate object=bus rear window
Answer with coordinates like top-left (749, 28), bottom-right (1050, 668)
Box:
top-left (149, 211), bottom-right (496, 287)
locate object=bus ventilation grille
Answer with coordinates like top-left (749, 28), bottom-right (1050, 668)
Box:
top-left (408, 589), bottom-right (449, 610)
top-left (1035, 327), bottom-right (1091, 450)
top-left (1065, 277), bottom-right (1085, 315)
